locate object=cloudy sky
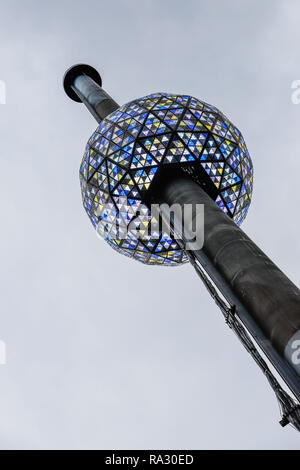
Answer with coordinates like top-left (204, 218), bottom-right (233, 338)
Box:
top-left (0, 0), bottom-right (300, 450)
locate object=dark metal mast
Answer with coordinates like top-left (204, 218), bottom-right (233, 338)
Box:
top-left (63, 64), bottom-right (119, 122)
top-left (157, 177), bottom-right (300, 400)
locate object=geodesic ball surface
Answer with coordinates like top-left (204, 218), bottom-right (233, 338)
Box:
top-left (80, 93), bottom-right (253, 266)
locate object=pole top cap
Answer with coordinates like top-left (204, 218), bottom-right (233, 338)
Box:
top-left (63, 64), bottom-right (102, 102)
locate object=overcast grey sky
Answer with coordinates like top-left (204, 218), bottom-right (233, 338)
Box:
top-left (0, 0), bottom-right (300, 450)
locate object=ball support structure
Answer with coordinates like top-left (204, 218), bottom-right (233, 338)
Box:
top-left (64, 64), bottom-right (300, 430)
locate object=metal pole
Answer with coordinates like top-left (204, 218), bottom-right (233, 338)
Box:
top-left (63, 64), bottom-right (119, 122)
top-left (158, 176), bottom-right (300, 400)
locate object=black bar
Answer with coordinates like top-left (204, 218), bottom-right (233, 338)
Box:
top-left (63, 64), bottom-right (119, 122)
top-left (158, 177), bottom-right (300, 400)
